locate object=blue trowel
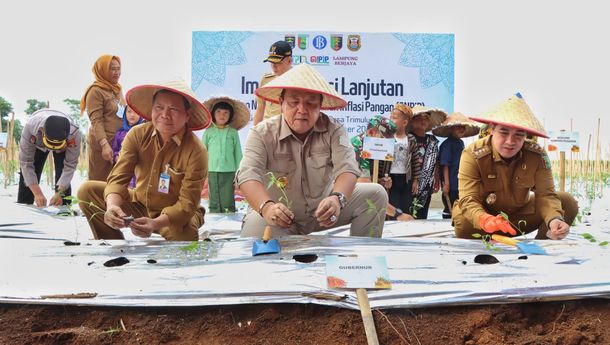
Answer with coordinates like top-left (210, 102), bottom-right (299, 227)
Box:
top-left (252, 226), bottom-right (281, 256)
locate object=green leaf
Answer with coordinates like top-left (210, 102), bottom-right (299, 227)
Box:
top-left (180, 241), bottom-right (199, 252)
top-left (471, 233), bottom-right (482, 238)
top-left (581, 233), bottom-right (594, 240)
top-left (500, 211), bottom-right (509, 220)
top-left (599, 241), bottom-right (609, 247)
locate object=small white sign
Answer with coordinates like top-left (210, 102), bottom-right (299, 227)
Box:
top-left (325, 255), bottom-right (391, 289)
top-left (547, 131), bottom-right (580, 153)
top-left (362, 137), bottom-right (394, 161)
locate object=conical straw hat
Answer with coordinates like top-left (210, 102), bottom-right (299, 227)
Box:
top-left (431, 112), bottom-right (480, 138)
top-left (126, 80), bottom-right (212, 130)
top-left (203, 96), bottom-right (250, 130)
top-left (470, 92), bottom-right (548, 138)
top-left (255, 63), bottom-right (347, 110)
top-left (411, 105), bottom-right (448, 132)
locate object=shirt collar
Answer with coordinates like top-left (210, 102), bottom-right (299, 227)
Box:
top-left (278, 112), bottom-right (329, 141)
top-left (151, 126), bottom-right (187, 146)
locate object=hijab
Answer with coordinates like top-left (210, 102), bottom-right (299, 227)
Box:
top-left (80, 55), bottom-right (124, 115)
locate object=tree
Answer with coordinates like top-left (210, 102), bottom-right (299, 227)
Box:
top-left (63, 98), bottom-right (88, 131)
top-left (0, 96), bottom-right (23, 142)
top-left (24, 99), bottom-right (48, 116)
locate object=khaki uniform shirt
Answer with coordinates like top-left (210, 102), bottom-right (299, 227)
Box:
top-left (257, 73), bottom-right (282, 120)
top-left (455, 136), bottom-right (563, 229)
top-left (85, 86), bottom-right (122, 149)
top-left (105, 122), bottom-right (208, 229)
top-left (236, 113), bottom-right (361, 224)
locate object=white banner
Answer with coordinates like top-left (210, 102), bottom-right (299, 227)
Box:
top-left (192, 31), bottom-right (454, 144)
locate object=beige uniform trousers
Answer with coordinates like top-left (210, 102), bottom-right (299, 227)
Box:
top-left (240, 183), bottom-right (388, 238)
top-left (78, 180), bottom-right (204, 241)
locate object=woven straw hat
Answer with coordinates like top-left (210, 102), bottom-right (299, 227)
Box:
top-left (470, 92), bottom-right (548, 138)
top-left (255, 64), bottom-right (348, 110)
top-left (203, 96), bottom-right (250, 130)
top-left (126, 80), bottom-right (212, 130)
top-left (411, 105), bottom-right (448, 132)
top-left (431, 112), bottom-right (480, 138)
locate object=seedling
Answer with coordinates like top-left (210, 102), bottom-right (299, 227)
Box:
top-left (365, 198), bottom-right (385, 237)
top-left (581, 233), bottom-right (609, 247)
top-left (499, 211), bottom-right (528, 237)
top-left (410, 197), bottom-right (423, 218)
top-left (266, 172), bottom-right (292, 210)
top-left (472, 233), bottom-right (500, 252)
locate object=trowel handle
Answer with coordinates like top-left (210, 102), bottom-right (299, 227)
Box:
top-left (263, 226), bottom-right (272, 242)
top-left (491, 234), bottom-right (518, 247)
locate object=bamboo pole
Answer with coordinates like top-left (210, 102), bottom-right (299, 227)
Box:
top-left (593, 118), bottom-right (600, 198)
top-left (559, 151), bottom-right (565, 192)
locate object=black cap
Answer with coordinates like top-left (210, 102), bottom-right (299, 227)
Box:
top-left (43, 115), bottom-right (70, 150)
top-left (263, 40), bottom-right (292, 63)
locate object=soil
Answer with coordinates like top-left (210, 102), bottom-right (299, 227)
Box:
top-left (1, 299), bottom-right (609, 345)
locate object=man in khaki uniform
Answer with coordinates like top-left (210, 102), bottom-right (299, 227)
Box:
top-left (238, 64), bottom-right (388, 238)
top-left (78, 80), bottom-right (212, 241)
top-left (252, 40), bottom-right (293, 126)
top-left (453, 93), bottom-right (578, 240)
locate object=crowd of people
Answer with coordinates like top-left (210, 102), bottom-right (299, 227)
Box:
top-left (16, 40), bottom-right (577, 242)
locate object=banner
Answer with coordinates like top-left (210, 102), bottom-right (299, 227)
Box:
top-left (192, 31), bottom-right (454, 143)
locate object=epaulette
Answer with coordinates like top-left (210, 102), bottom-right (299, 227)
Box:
top-left (469, 139), bottom-right (492, 159)
top-left (262, 72), bottom-right (276, 80)
top-left (523, 140), bottom-right (551, 169)
top-left (522, 140), bottom-right (544, 155)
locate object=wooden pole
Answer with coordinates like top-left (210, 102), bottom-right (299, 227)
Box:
top-left (559, 151), bottom-right (566, 192)
top-left (356, 288), bottom-right (379, 345)
top-left (372, 160), bottom-right (379, 184)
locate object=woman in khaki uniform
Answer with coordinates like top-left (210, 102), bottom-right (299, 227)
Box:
top-left (80, 54), bottom-right (124, 181)
top-left (453, 93), bottom-right (578, 240)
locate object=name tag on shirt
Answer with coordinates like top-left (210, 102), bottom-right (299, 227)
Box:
top-left (158, 173), bottom-right (170, 194)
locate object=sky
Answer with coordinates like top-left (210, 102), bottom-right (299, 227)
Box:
top-left (1, 0), bottom-right (609, 156)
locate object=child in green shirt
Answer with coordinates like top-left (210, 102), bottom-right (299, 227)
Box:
top-left (202, 97), bottom-right (249, 213)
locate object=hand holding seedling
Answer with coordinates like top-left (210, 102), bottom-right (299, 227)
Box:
top-left (547, 218), bottom-right (570, 240)
top-left (315, 196), bottom-right (341, 227)
top-left (129, 217), bottom-right (156, 238)
top-left (263, 202), bottom-right (294, 228)
top-left (104, 204), bottom-right (127, 229)
top-left (478, 214), bottom-right (517, 236)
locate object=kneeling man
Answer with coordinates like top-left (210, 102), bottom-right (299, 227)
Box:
top-left (78, 80), bottom-right (211, 240)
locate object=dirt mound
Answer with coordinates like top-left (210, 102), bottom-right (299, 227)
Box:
top-left (1, 299), bottom-right (608, 344)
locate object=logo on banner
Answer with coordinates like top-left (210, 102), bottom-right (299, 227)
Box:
top-left (331, 34), bottom-right (343, 51)
top-left (298, 34), bottom-right (309, 50)
top-left (347, 34), bottom-right (361, 51)
top-left (284, 35), bottom-right (296, 48)
top-left (312, 35), bottom-right (327, 50)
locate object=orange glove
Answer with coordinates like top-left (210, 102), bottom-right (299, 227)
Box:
top-left (478, 214), bottom-right (517, 235)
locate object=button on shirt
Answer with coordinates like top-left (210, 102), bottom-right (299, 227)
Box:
top-left (236, 113), bottom-right (361, 223)
top-left (457, 136), bottom-right (562, 229)
top-left (104, 122), bottom-right (208, 228)
top-left (18, 111), bottom-right (81, 190)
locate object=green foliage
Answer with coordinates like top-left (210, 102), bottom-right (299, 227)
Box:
top-left (365, 198), bottom-right (384, 237)
top-left (581, 233), bottom-right (609, 247)
top-left (499, 211), bottom-right (528, 237)
top-left (62, 195), bottom-right (105, 222)
top-left (24, 99), bottom-right (48, 116)
top-left (410, 197), bottom-right (423, 218)
top-left (63, 98), bottom-right (88, 131)
top-left (0, 96), bottom-right (23, 141)
top-left (266, 172), bottom-right (292, 209)
top-left (180, 241), bottom-right (200, 252)
top-left (472, 233), bottom-right (500, 251)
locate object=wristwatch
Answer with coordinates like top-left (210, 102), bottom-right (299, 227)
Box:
top-left (329, 192), bottom-right (346, 209)
top-left (394, 208), bottom-right (404, 218)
